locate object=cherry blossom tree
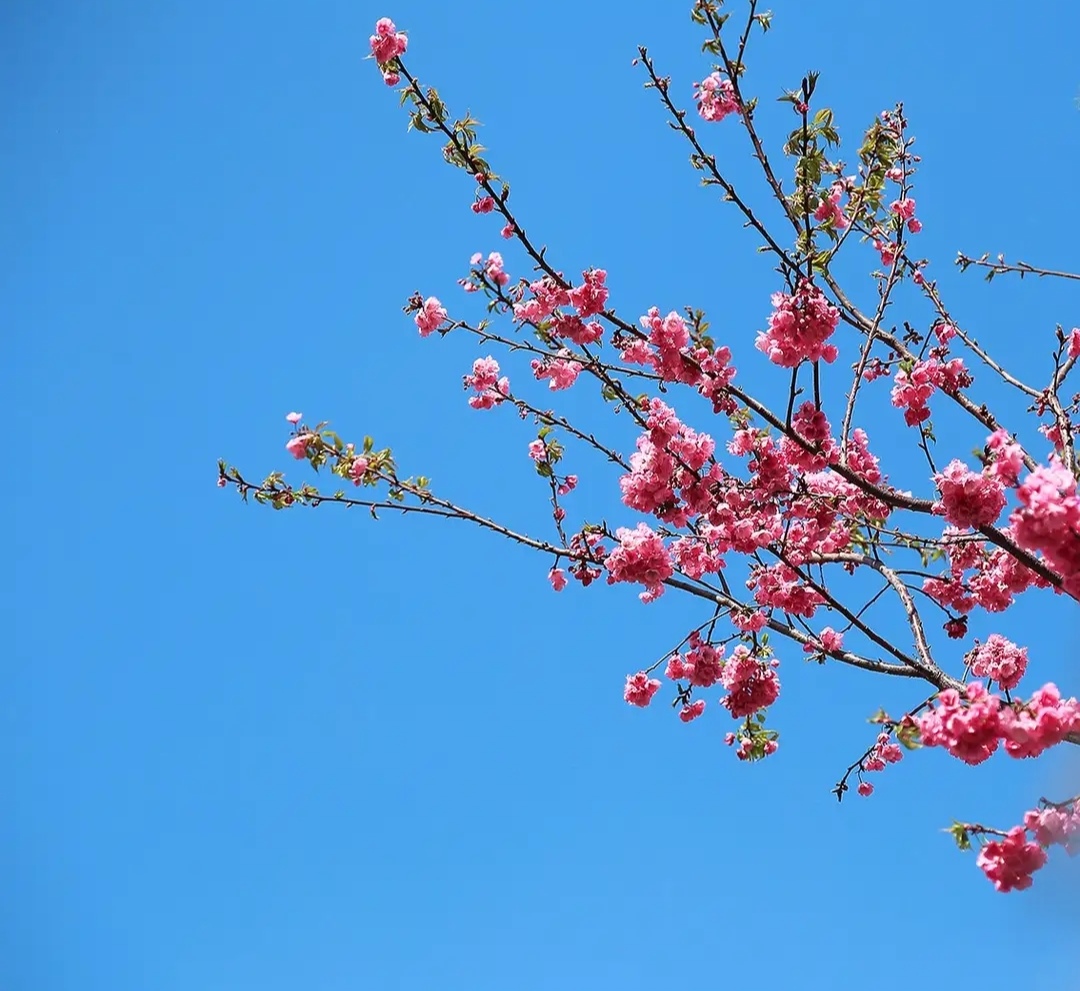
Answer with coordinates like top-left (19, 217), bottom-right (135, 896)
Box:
top-left (219, 4), bottom-right (1080, 892)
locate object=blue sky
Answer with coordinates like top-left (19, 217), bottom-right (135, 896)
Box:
top-left (5, 2), bottom-right (1080, 988)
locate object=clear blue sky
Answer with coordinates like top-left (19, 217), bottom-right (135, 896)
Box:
top-left (5, 2), bottom-right (1080, 988)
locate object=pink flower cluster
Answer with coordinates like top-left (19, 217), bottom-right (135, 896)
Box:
top-left (604, 522), bottom-right (673, 602)
top-left (890, 197), bottom-right (922, 234)
top-left (969, 634), bottom-right (1028, 691)
top-left (619, 398), bottom-right (722, 529)
top-left (985, 428), bottom-right (1025, 486)
top-left (976, 827), bottom-right (1048, 893)
top-left (531, 351), bottom-right (583, 391)
top-left (748, 563), bottom-right (825, 618)
top-left (755, 280), bottom-right (840, 368)
top-left (891, 357), bottom-right (972, 426)
top-left (463, 356), bottom-right (510, 410)
top-left (694, 72), bottom-right (740, 122)
top-left (933, 459), bottom-right (1006, 529)
top-left (803, 626), bottom-right (844, 656)
top-left (566, 268), bottom-right (609, 317)
top-left (415, 296), bottom-right (448, 337)
top-left (719, 646), bottom-right (781, 718)
top-left (471, 251), bottom-right (510, 287)
top-left (923, 527), bottom-right (1046, 617)
top-left (813, 182), bottom-right (850, 230)
top-left (665, 631), bottom-right (724, 687)
top-left (624, 671), bottom-right (661, 707)
top-left (976, 800), bottom-right (1080, 892)
top-left (1010, 456), bottom-right (1080, 595)
top-left (917, 681), bottom-right (1080, 765)
top-left (370, 18), bottom-right (408, 85)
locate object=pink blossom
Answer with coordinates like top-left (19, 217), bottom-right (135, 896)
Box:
top-left (349, 456), bottom-right (370, 484)
top-left (683, 634), bottom-right (724, 688)
top-left (548, 567), bottom-right (568, 592)
top-left (1000, 683), bottom-right (1080, 759)
top-left (933, 460), bottom-right (1006, 528)
top-left (624, 671), bottom-right (661, 707)
top-left (605, 523), bottom-right (674, 602)
top-left (471, 251), bottom-right (509, 287)
top-left (415, 296), bottom-right (449, 337)
top-left (285, 411), bottom-right (302, 424)
top-left (813, 182), bottom-right (849, 230)
top-left (1010, 456), bottom-right (1080, 590)
top-left (694, 71), bottom-right (740, 122)
top-left (285, 435), bottom-right (311, 460)
top-left (890, 197), bottom-right (917, 221)
top-left (567, 269), bottom-right (609, 317)
top-left (557, 475), bottom-right (578, 496)
top-left (532, 353), bottom-right (583, 391)
top-left (976, 827), bottom-right (1048, 892)
top-left (665, 655), bottom-right (687, 680)
top-left (986, 428), bottom-right (1025, 486)
top-left (916, 682), bottom-right (1002, 765)
top-left (719, 646), bottom-right (780, 718)
top-left (528, 439), bottom-right (547, 462)
top-left (500, 223), bottom-right (514, 239)
top-left (679, 699), bottom-right (707, 723)
top-left (382, 70), bottom-right (400, 86)
top-left (370, 17), bottom-right (408, 65)
top-left (464, 356), bottom-right (510, 410)
top-left (857, 781), bottom-right (874, 797)
top-left (969, 634), bottom-right (1028, 691)
top-left (1024, 804), bottom-right (1080, 854)
top-left (755, 280), bottom-right (840, 367)
top-left (1068, 328), bottom-right (1080, 360)
top-left (472, 196), bottom-right (496, 214)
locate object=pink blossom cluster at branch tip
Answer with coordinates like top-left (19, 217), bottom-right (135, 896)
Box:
top-left (862, 732), bottom-right (904, 784)
top-left (471, 251), bottom-right (510, 287)
top-left (370, 18), bottom-right (407, 85)
top-left (679, 699), bottom-right (707, 723)
top-left (623, 671), bottom-right (661, 707)
top-left (415, 296), bottom-right (448, 337)
top-left (694, 71), bottom-right (740, 122)
top-left (976, 827), bottom-right (1047, 892)
top-left (1024, 803), bottom-right (1080, 855)
top-left (463, 356), bottom-right (509, 410)
top-left (755, 280), bottom-right (840, 367)
top-left (976, 799), bottom-right (1080, 891)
